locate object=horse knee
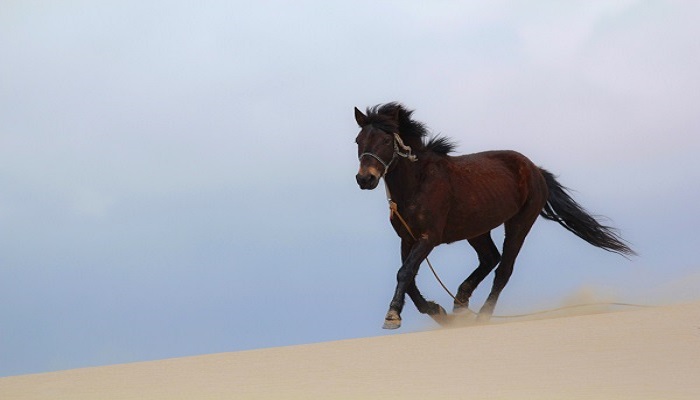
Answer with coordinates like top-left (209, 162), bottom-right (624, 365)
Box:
top-left (396, 266), bottom-right (417, 283)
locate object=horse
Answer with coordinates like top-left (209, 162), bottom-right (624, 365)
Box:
top-left (353, 102), bottom-right (635, 329)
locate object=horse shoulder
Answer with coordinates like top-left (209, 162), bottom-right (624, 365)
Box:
top-left (398, 158), bottom-right (452, 239)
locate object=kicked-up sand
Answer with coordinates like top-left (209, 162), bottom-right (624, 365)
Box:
top-left (1, 301), bottom-right (699, 399)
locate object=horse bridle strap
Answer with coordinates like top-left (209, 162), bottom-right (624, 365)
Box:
top-left (359, 133), bottom-right (418, 177)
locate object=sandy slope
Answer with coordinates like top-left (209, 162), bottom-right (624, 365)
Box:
top-left (2, 302), bottom-right (699, 400)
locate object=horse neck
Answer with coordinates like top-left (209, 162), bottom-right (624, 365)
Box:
top-left (384, 158), bottom-right (422, 205)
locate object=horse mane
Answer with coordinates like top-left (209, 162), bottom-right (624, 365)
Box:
top-left (363, 102), bottom-right (457, 155)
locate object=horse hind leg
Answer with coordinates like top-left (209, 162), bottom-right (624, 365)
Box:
top-left (453, 233), bottom-right (501, 313)
top-left (478, 210), bottom-right (539, 321)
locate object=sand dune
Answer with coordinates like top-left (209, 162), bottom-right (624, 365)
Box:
top-left (2, 301), bottom-right (699, 399)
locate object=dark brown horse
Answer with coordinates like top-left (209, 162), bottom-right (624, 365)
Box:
top-left (354, 103), bottom-right (634, 329)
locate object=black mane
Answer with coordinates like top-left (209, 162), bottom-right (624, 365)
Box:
top-left (425, 135), bottom-right (457, 155)
top-left (363, 102), bottom-right (457, 155)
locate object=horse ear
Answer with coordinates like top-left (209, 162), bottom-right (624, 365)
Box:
top-left (354, 107), bottom-right (367, 127)
top-left (391, 106), bottom-right (400, 123)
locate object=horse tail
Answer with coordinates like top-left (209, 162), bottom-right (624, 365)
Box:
top-left (539, 168), bottom-right (636, 256)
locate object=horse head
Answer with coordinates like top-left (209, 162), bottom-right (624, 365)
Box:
top-left (354, 107), bottom-right (399, 190)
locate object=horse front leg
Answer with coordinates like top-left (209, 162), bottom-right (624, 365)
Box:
top-left (407, 282), bottom-right (446, 316)
top-left (383, 237), bottom-right (435, 329)
top-left (396, 239), bottom-right (446, 321)
top-left (406, 281), bottom-right (450, 327)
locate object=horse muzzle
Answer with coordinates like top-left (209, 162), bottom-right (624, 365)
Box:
top-left (356, 172), bottom-right (380, 190)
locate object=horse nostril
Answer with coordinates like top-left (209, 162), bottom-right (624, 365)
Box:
top-left (356, 173), bottom-right (375, 188)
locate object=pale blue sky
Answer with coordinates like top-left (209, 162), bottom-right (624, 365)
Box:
top-left (2, 1), bottom-right (699, 376)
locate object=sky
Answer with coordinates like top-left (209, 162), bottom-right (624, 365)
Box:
top-left (1, 0), bottom-right (700, 377)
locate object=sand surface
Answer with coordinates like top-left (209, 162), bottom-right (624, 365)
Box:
top-left (2, 301), bottom-right (699, 399)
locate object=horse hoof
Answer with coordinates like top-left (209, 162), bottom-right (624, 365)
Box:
top-left (383, 319), bottom-right (401, 329)
top-left (429, 312), bottom-right (455, 327)
top-left (383, 310), bottom-right (401, 329)
top-left (453, 305), bottom-right (470, 314)
top-left (453, 298), bottom-right (470, 313)
top-left (424, 301), bottom-right (446, 316)
top-left (434, 304), bottom-right (447, 315)
top-left (476, 312), bottom-right (492, 323)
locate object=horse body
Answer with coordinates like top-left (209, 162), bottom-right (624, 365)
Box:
top-left (448, 151), bottom-right (547, 242)
top-left (387, 150), bottom-right (543, 242)
top-left (354, 103), bottom-right (633, 329)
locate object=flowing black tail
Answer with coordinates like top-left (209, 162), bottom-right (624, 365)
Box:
top-left (539, 169), bottom-right (636, 256)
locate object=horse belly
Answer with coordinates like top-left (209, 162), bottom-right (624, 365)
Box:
top-left (442, 202), bottom-right (519, 243)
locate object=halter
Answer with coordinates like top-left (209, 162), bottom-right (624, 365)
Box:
top-left (358, 133), bottom-right (418, 177)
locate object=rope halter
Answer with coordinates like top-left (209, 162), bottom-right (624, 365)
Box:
top-left (359, 133), bottom-right (418, 177)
